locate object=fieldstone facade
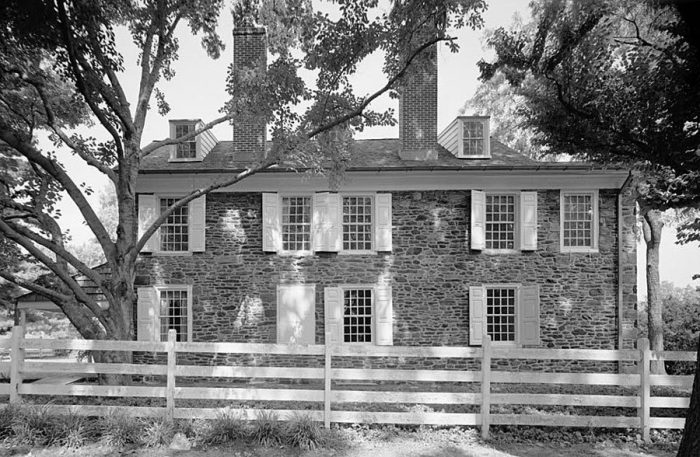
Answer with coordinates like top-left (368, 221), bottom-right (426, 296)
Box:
top-left (135, 188), bottom-right (637, 354)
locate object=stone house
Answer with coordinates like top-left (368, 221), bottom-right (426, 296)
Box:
top-left (132, 26), bottom-right (638, 354)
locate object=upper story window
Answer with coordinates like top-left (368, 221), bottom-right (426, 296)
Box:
top-left (160, 197), bottom-right (189, 252)
top-left (281, 196), bottom-right (312, 253)
top-left (485, 194), bottom-right (516, 250)
top-left (561, 191), bottom-right (598, 252)
top-left (342, 196), bottom-right (373, 252)
top-left (175, 124), bottom-right (197, 159)
top-left (159, 288), bottom-right (190, 342)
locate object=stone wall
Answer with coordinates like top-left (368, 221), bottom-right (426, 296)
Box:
top-left (135, 189), bottom-right (637, 355)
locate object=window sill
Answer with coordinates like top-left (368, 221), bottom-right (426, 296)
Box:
top-left (338, 250), bottom-right (376, 256)
top-left (482, 249), bottom-right (519, 255)
top-left (561, 247), bottom-right (599, 254)
top-left (278, 250), bottom-right (314, 257)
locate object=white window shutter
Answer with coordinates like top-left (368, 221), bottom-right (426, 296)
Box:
top-left (137, 287), bottom-right (158, 341)
top-left (324, 287), bottom-right (343, 344)
top-left (469, 286), bottom-right (485, 346)
top-left (138, 194), bottom-right (159, 253)
top-left (313, 193), bottom-right (340, 252)
top-left (520, 192), bottom-right (537, 251)
top-left (470, 190), bottom-right (485, 250)
top-left (262, 193), bottom-right (281, 252)
top-left (519, 285), bottom-right (541, 346)
top-left (374, 286), bottom-right (393, 346)
top-left (277, 284), bottom-right (316, 345)
top-left (189, 195), bottom-right (206, 252)
top-left (374, 193), bottom-right (392, 251)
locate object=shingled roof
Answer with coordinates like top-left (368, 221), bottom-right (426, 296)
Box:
top-left (139, 137), bottom-right (549, 173)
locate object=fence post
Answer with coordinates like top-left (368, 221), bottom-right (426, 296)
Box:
top-left (637, 338), bottom-right (650, 443)
top-left (324, 332), bottom-right (332, 429)
top-left (166, 329), bottom-right (177, 422)
top-left (481, 334), bottom-right (491, 439)
top-left (9, 325), bottom-right (25, 404)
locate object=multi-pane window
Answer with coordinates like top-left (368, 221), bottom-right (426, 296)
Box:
top-left (563, 194), bottom-right (594, 248)
top-left (282, 197), bottom-right (312, 252)
top-left (175, 124), bottom-right (196, 159)
top-left (486, 287), bottom-right (516, 343)
top-left (486, 194), bottom-right (515, 250)
top-left (343, 288), bottom-right (373, 343)
top-left (160, 198), bottom-right (189, 252)
top-left (343, 196), bottom-right (373, 251)
top-left (159, 289), bottom-right (189, 342)
top-left (462, 121), bottom-right (485, 156)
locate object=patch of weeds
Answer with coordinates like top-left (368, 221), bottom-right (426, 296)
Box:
top-left (195, 407), bottom-right (246, 446)
top-left (286, 412), bottom-right (322, 450)
top-left (251, 410), bottom-right (283, 446)
top-left (10, 405), bottom-right (62, 446)
top-left (142, 416), bottom-right (175, 447)
top-left (0, 404), bottom-right (21, 439)
top-left (98, 410), bottom-right (143, 447)
top-left (56, 411), bottom-right (93, 448)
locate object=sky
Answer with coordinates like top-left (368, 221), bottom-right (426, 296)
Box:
top-left (52, 0), bottom-right (699, 291)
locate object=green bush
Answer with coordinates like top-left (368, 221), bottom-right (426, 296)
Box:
top-left (251, 410), bottom-right (283, 446)
top-left (0, 404), bottom-right (20, 439)
top-left (98, 410), bottom-right (143, 447)
top-left (195, 407), bottom-right (246, 445)
top-left (285, 412), bottom-right (322, 450)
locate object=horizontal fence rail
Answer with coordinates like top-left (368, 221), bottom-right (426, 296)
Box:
top-left (0, 327), bottom-right (696, 442)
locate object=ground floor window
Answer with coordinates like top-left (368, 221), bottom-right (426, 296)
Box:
top-left (159, 288), bottom-right (189, 342)
top-left (486, 287), bottom-right (516, 343)
top-left (343, 288), bottom-right (373, 343)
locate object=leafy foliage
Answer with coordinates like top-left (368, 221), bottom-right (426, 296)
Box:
top-left (660, 282), bottom-right (700, 374)
top-left (98, 410), bottom-right (143, 447)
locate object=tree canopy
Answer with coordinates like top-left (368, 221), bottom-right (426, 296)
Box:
top-left (0, 0), bottom-right (487, 347)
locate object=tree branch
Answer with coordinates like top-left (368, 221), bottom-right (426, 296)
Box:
top-left (55, 0), bottom-right (125, 158)
top-left (307, 36), bottom-right (454, 137)
top-left (0, 129), bottom-right (115, 257)
top-left (0, 271), bottom-right (71, 304)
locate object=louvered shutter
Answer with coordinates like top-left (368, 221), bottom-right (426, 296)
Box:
top-left (519, 285), bottom-right (541, 346)
top-left (470, 190), bottom-right (485, 250)
top-left (469, 286), bottom-right (485, 346)
top-left (313, 193), bottom-right (340, 252)
top-left (189, 195), bottom-right (206, 252)
top-left (375, 193), bottom-right (392, 251)
top-left (137, 287), bottom-right (159, 341)
top-left (262, 193), bottom-right (281, 252)
top-left (520, 192), bottom-right (538, 251)
top-left (324, 287), bottom-right (343, 344)
top-left (138, 194), bottom-right (159, 253)
top-left (277, 284), bottom-right (316, 345)
top-left (374, 286), bottom-right (393, 346)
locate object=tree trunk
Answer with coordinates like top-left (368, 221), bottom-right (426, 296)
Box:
top-left (676, 335), bottom-right (700, 456)
top-left (641, 209), bottom-right (666, 374)
top-left (91, 348), bottom-right (133, 385)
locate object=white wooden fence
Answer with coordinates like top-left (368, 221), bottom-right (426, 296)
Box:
top-left (0, 326), bottom-right (694, 442)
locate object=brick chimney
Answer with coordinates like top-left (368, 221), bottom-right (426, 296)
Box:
top-left (232, 26), bottom-right (267, 157)
top-left (398, 38), bottom-right (438, 161)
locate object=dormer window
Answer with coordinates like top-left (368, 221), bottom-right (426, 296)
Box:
top-left (438, 116), bottom-right (491, 159)
top-left (463, 120), bottom-right (486, 156)
top-left (175, 124), bottom-right (197, 159)
top-left (167, 119), bottom-right (217, 163)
